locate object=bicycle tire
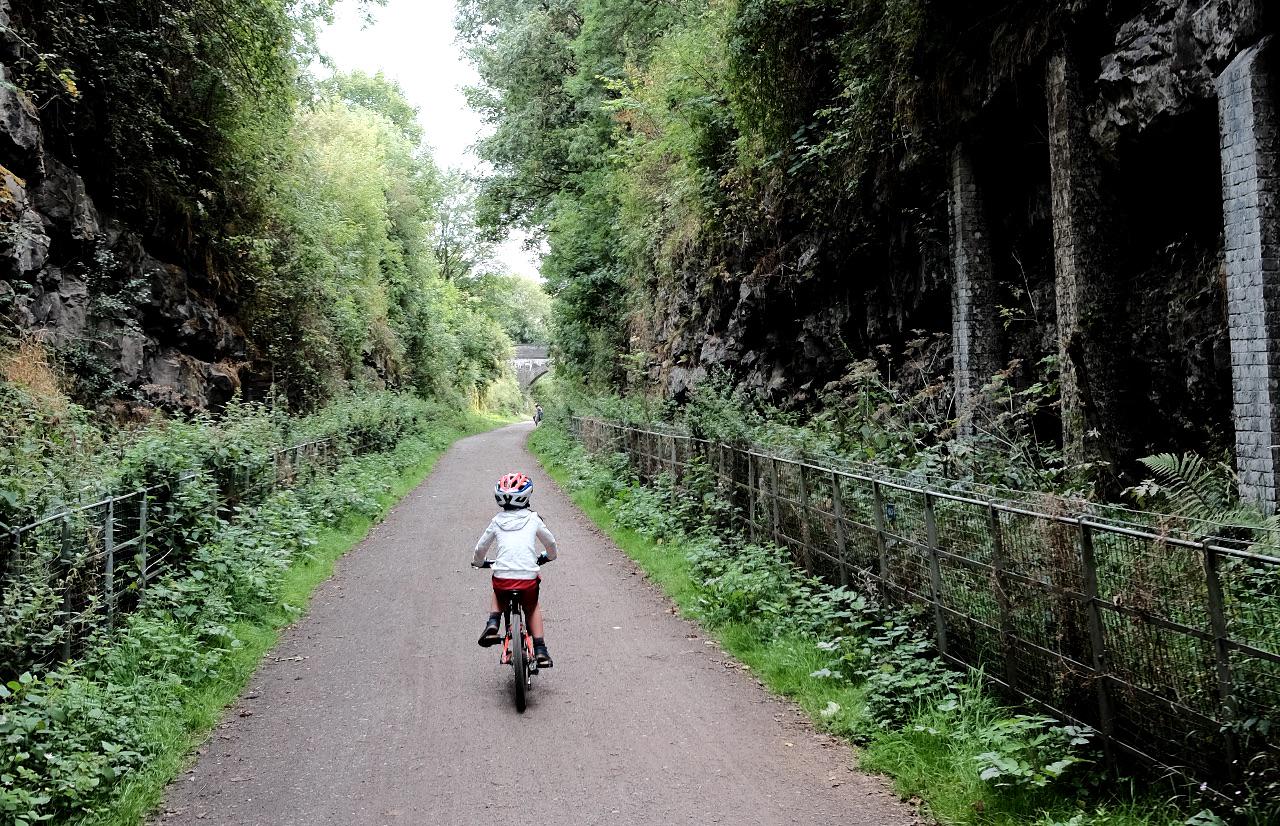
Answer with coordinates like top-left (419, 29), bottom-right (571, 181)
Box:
top-left (511, 603), bottom-right (528, 713)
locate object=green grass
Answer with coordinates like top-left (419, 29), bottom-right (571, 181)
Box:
top-left (81, 411), bottom-right (507, 826)
top-left (528, 425), bottom-right (1195, 826)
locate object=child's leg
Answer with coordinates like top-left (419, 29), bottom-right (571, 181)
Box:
top-left (478, 585), bottom-right (502, 647)
top-left (528, 604), bottom-right (545, 638)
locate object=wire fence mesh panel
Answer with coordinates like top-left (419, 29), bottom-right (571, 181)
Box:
top-left (878, 485), bottom-right (931, 603)
top-left (569, 417), bottom-right (1280, 799)
top-left (1, 436), bottom-right (338, 680)
top-left (1219, 551), bottom-right (1280, 788)
top-left (798, 466), bottom-right (842, 583)
top-left (838, 475), bottom-right (881, 577)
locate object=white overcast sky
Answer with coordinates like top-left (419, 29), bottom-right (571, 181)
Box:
top-left (317, 1), bottom-right (541, 280)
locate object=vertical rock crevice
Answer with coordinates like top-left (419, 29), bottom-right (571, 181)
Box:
top-left (949, 144), bottom-right (1000, 436)
top-left (1047, 43), bottom-right (1133, 479)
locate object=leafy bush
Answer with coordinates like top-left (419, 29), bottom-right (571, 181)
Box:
top-left (0, 393), bottom-right (489, 823)
top-left (974, 714), bottom-right (1094, 789)
top-left (533, 416), bottom-right (1114, 813)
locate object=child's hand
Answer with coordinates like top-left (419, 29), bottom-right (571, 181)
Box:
top-left (471, 560), bottom-right (493, 569)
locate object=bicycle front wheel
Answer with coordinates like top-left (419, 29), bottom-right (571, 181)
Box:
top-left (511, 607), bottom-right (528, 713)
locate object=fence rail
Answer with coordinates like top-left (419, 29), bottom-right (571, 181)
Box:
top-left (571, 416), bottom-right (1280, 799)
top-left (0, 437), bottom-right (341, 671)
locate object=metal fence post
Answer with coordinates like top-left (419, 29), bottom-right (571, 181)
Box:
top-left (1078, 519), bottom-right (1116, 771)
top-left (872, 481), bottom-right (890, 600)
top-left (797, 463), bottom-right (814, 574)
top-left (1203, 541), bottom-right (1240, 775)
top-left (923, 492), bottom-right (948, 657)
top-left (61, 516), bottom-right (73, 661)
top-left (137, 492), bottom-right (149, 594)
top-left (747, 452), bottom-right (758, 543)
top-left (769, 456), bottom-right (782, 547)
top-left (830, 471), bottom-right (849, 587)
top-left (104, 498), bottom-right (116, 631)
top-left (2, 524), bottom-right (17, 602)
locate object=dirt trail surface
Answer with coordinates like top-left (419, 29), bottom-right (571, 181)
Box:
top-left (157, 423), bottom-right (917, 826)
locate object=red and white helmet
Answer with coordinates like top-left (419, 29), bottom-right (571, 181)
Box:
top-left (494, 472), bottom-right (533, 509)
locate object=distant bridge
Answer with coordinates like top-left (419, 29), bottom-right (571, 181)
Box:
top-left (511, 345), bottom-right (549, 391)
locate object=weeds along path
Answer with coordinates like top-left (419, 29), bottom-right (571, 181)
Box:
top-left (155, 423), bottom-right (916, 826)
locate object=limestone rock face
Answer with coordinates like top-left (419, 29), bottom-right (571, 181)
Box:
top-left (632, 0), bottom-right (1264, 428)
top-left (34, 158), bottom-right (99, 242)
top-left (1094, 0), bottom-right (1265, 146)
top-left (0, 54), bottom-right (248, 411)
top-left (0, 164), bottom-right (49, 278)
top-left (0, 68), bottom-right (42, 176)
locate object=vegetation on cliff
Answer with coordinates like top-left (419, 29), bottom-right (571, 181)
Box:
top-left (458, 0), bottom-right (1010, 385)
top-left (1, 5), bottom-right (550, 821)
top-left (459, 0), bottom-right (1235, 488)
top-left (4, 0), bottom-right (544, 411)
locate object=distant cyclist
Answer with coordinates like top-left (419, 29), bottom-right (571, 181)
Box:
top-left (533, 403), bottom-right (544, 426)
top-left (471, 472), bottom-right (557, 667)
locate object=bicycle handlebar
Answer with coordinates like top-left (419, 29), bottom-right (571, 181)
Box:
top-left (470, 557), bottom-right (552, 568)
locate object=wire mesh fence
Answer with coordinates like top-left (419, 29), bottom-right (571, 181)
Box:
top-left (571, 416), bottom-right (1280, 799)
top-left (0, 438), bottom-right (340, 674)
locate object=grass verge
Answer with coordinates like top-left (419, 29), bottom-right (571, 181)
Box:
top-left (82, 412), bottom-right (507, 826)
top-left (529, 424), bottom-right (1203, 826)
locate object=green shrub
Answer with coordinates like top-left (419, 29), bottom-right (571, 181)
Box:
top-left (0, 393), bottom-right (489, 823)
top-left (533, 416), bottom-right (1174, 822)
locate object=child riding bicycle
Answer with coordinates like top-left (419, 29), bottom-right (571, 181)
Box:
top-left (471, 472), bottom-right (557, 667)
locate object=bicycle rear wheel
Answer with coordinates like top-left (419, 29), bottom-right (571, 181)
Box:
top-left (510, 604), bottom-right (528, 713)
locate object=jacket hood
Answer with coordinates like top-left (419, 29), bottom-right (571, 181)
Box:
top-left (493, 509), bottom-right (533, 530)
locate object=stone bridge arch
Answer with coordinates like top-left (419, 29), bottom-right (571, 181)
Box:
top-left (511, 344), bottom-right (549, 391)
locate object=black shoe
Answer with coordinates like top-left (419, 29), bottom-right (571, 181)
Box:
top-left (478, 619), bottom-right (501, 647)
top-left (534, 644), bottom-right (554, 668)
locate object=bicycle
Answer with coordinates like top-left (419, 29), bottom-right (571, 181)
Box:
top-left (472, 560), bottom-right (540, 712)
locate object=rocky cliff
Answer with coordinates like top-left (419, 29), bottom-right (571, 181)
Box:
top-left (0, 2), bottom-right (248, 411)
top-left (631, 0), bottom-right (1273, 469)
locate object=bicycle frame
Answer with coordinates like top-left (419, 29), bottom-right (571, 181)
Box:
top-left (497, 589), bottom-right (537, 711)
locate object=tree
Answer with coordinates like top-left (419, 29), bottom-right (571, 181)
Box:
top-left (461, 273), bottom-right (553, 344)
top-left (433, 171), bottom-right (495, 281)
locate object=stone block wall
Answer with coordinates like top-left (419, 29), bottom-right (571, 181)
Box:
top-left (1217, 37), bottom-right (1280, 510)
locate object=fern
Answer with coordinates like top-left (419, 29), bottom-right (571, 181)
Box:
top-left (1137, 453), bottom-right (1235, 523)
top-left (1135, 453), bottom-right (1280, 544)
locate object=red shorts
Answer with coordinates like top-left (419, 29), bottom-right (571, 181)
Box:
top-left (492, 576), bottom-right (541, 616)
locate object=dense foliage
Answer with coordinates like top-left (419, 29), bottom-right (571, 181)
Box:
top-left (0, 392), bottom-right (489, 824)
top-left (527, 417), bottom-right (1238, 826)
top-left (457, 0), bottom-right (1059, 388)
top-left (8, 2), bottom-right (546, 410)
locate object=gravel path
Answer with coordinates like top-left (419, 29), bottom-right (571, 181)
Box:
top-left (156, 423), bottom-right (917, 826)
